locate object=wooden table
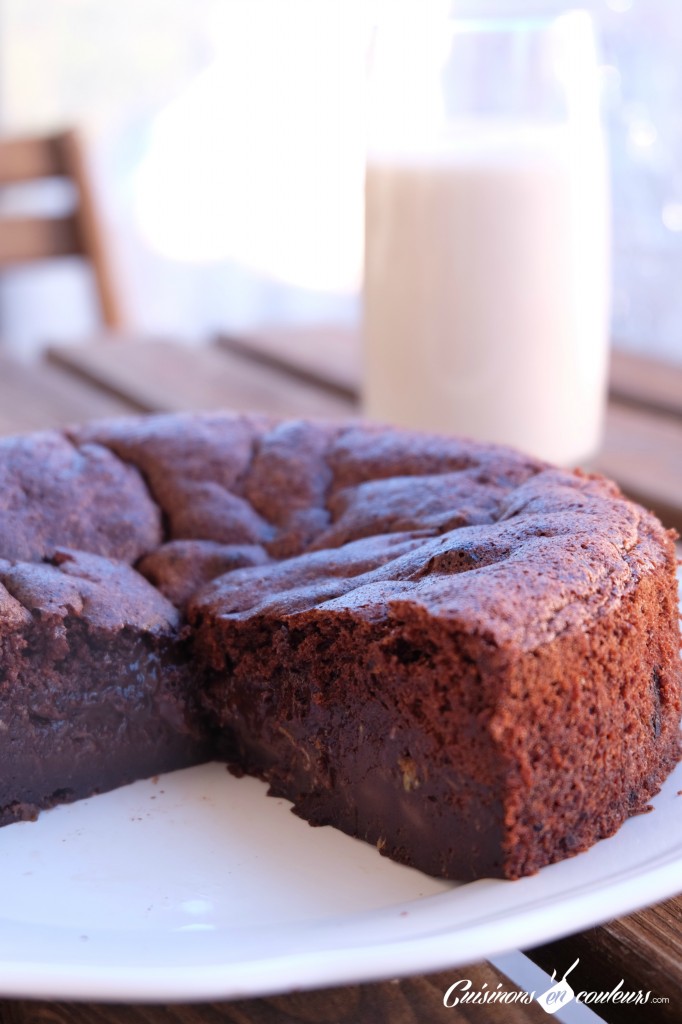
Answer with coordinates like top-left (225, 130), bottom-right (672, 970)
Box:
top-left (0, 333), bottom-right (679, 1024)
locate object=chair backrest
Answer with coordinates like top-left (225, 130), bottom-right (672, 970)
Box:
top-left (0, 129), bottom-right (123, 330)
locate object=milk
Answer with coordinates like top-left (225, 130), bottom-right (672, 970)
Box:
top-left (363, 122), bottom-right (610, 466)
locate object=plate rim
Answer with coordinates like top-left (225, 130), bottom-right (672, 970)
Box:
top-left (0, 761), bottom-right (680, 1003)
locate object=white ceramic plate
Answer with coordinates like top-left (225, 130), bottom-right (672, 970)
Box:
top-left (1, 753), bottom-right (681, 1003)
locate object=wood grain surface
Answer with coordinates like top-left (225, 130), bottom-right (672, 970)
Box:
top-left (48, 340), bottom-right (355, 420)
top-left (529, 894), bottom-right (682, 1024)
top-left (0, 965), bottom-right (549, 1024)
top-left (218, 326), bottom-right (361, 400)
top-left (0, 352), bottom-right (136, 434)
top-left (592, 402), bottom-right (682, 533)
top-left (610, 348), bottom-right (682, 421)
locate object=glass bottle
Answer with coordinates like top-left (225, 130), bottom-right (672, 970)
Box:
top-left (363, 7), bottom-right (610, 466)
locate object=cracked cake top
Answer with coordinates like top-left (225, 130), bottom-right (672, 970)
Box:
top-left (0, 412), bottom-right (669, 652)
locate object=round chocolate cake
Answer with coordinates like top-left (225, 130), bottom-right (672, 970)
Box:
top-left (0, 413), bottom-right (679, 880)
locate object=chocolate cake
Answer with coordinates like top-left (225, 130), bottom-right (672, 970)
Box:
top-left (0, 413), bottom-right (679, 880)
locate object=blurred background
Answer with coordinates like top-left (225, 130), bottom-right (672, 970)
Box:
top-left (1, 0), bottom-right (681, 365)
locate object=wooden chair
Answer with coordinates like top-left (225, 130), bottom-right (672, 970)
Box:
top-left (0, 128), bottom-right (123, 330)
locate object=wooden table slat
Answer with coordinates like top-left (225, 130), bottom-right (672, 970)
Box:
top-left (218, 329), bottom-right (682, 425)
top-left (595, 402), bottom-right (682, 533)
top-left (609, 348), bottom-right (682, 421)
top-left (48, 339), bottom-right (356, 420)
top-left (0, 352), bottom-right (137, 433)
top-left (0, 965), bottom-right (549, 1024)
top-left (529, 894), bottom-right (682, 1024)
top-left (218, 325), bottom-right (362, 400)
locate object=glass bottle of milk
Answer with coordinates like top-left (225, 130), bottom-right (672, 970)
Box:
top-left (363, 9), bottom-right (610, 466)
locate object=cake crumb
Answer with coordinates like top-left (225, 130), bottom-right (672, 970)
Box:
top-left (398, 755), bottom-right (420, 792)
